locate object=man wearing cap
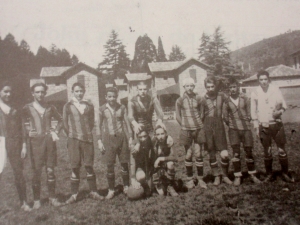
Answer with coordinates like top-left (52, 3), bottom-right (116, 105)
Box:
top-left (251, 70), bottom-right (293, 182)
top-left (176, 77), bottom-right (207, 189)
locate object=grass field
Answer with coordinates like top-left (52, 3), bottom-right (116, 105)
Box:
top-left (1, 121), bottom-right (300, 225)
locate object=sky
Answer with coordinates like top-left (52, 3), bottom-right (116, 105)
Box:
top-left (1, 0), bottom-right (300, 68)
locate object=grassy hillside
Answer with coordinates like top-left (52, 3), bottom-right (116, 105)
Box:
top-left (231, 30), bottom-right (300, 76)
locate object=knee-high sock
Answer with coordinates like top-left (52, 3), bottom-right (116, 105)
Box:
top-left (121, 163), bottom-right (129, 187)
top-left (210, 159), bottom-right (219, 177)
top-left (47, 167), bottom-right (56, 198)
top-left (185, 159), bottom-right (193, 178)
top-left (264, 157), bottom-right (273, 175)
top-left (107, 164), bottom-right (115, 190)
top-left (195, 158), bottom-right (203, 177)
top-left (279, 153), bottom-right (289, 174)
top-left (32, 169), bottom-right (42, 201)
top-left (244, 147), bottom-right (256, 174)
top-left (86, 166), bottom-right (97, 192)
top-left (70, 168), bottom-right (80, 195)
top-left (11, 166), bottom-right (27, 204)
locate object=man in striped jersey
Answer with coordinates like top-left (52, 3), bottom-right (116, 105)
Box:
top-left (175, 78), bottom-right (207, 189)
top-left (22, 83), bottom-right (64, 209)
top-left (0, 81), bottom-right (31, 211)
top-left (251, 70), bottom-right (293, 183)
top-left (223, 78), bottom-right (261, 186)
top-left (63, 82), bottom-right (103, 204)
top-left (98, 87), bottom-right (132, 200)
top-left (201, 76), bottom-right (232, 186)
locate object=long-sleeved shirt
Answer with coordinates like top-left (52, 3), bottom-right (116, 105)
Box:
top-left (22, 103), bottom-right (62, 138)
top-left (152, 135), bottom-right (176, 162)
top-left (223, 93), bottom-right (251, 131)
top-left (128, 94), bottom-right (164, 132)
top-left (63, 99), bottom-right (94, 142)
top-left (0, 106), bottom-right (23, 141)
top-left (175, 92), bottom-right (203, 130)
top-left (97, 103), bottom-right (132, 139)
top-left (251, 84), bottom-right (287, 128)
top-left (202, 92), bottom-right (227, 119)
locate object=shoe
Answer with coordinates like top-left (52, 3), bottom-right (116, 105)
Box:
top-left (33, 200), bottom-right (41, 209)
top-left (21, 202), bottom-right (32, 212)
top-left (282, 173), bottom-right (294, 183)
top-left (213, 176), bottom-right (221, 186)
top-left (167, 185), bottom-right (179, 197)
top-left (49, 198), bottom-right (65, 207)
top-left (123, 186), bottom-right (129, 195)
top-left (89, 191), bottom-right (104, 201)
top-left (155, 184), bottom-right (165, 195)
top-left (233, 177), bottom-right (241, 186)
top-left (185, 179), bottom-right (195, 189)
top-left (106, 189), bottom-right (115, 200)
top-left (65, 195), bottom-right (77, 205)
top-left (263, 174), bottom-right (273, 183)
top-left (197, 178), bottom-right (207, 189)
top-left (250, 174), bottom-right (261, 184)
top-left (223, 176), bottom-right (233, 185)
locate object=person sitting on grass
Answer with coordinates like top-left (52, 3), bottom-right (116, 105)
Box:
top-left (22, 82), bottom-right (64, 209)
top-left (0, 81), bottom-right (31, 212)
top-left (98, 87), bottom-right (133, 200)
top-left (130, 128), bottom-right (154, 198)
top-left (152, 125), bottom-right (178, 197)
top-left (63, 82), bottom-right (104, 204)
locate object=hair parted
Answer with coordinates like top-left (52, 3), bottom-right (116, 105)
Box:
top-left (105, 87), bottom-right (119, 95)
top-left (228, 77), bottom-right (239, 86)
top-left (72, 82), bottom-right (85, 91)
top-left (257, 70), bottom-right (270, 79)
top-left (154, 124), bottom-right (167, 134)
top-left (204, 76), bottom-right (217, 87)
top-left (0, 81), bottom-right (13, 91)
top-left (31, 82), bottom-right (48, 92)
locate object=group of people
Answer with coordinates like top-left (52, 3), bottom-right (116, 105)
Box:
top-left (0, 69), bottom-right (294, 212)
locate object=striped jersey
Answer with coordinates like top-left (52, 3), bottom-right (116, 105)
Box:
top-left (98, 103), bottom-right (132, 138)
top-left (22, 103), bottom-right (62, 137)
top-left (222, 93), bottom-right (251, 131)
top-left (128, 95), bottom-right (164, 132)
top-left (176, 92), bottom-right (203, 130)
top-left (63, 99), bottom-right (94, 142)
top-left (0, 106), bottom-right (23, 140)
top-left (202, 92), bottom-right (227, 119)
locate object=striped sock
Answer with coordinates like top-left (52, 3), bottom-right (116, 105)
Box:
top-left (185, 159), bottom-right (193, 177)
top-left (195, 159), bottom-right (204, 177)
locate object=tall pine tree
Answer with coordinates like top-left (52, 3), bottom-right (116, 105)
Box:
top-left (157, 36), bottom-right (167, 62)
top-left (168, 45), bottom-right (186, 61)
top-left (131, 34), bottom-right (157, 73)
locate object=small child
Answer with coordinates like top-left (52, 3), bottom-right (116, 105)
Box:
top-left (152, 125), bottom-right (178, 196)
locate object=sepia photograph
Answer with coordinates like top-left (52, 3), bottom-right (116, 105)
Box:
top-left (1, 0), bottom-right (300, 224)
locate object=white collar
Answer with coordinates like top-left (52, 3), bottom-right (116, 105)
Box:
top-left (0, 101), bottom-right (11, 115)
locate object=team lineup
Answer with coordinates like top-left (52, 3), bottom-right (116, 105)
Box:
top-left (0, 70), bottom-right (295, 212)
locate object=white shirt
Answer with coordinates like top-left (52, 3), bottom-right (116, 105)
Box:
top-left (0, 101), bottom-right (11, 115)
top-left (230, 97), bottom-right (239, 107)
top-left (72, 97), bottom-right (86, 114)
top-left (251, 84), bottom-right (287, 128)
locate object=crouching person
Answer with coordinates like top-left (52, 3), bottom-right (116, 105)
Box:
top-left (129, 128), bottom-right (154, 200)
top-left (152, 125), bottom-right (178, 196)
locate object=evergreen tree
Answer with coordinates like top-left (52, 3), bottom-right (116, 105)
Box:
top-left (157, 36), bottom-right (167, 62)
top-left (131, 34), bottom-right (157, 73)
top-left (71, 54), bottom-right (79, 65)
top-left (168, 45), bottom-right (186, 61)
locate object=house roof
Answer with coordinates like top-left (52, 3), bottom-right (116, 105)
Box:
top-left (242, 65), bottom-right (300, 83)
top-left (39, 63), bottom-right (102, 78)
top-left (157, 83), bottom-right (180, 96)
top-left (289, 49), bottom-right (300, 56)
top-left (114, 79), bottom-right (126, 86)
top-left (99, 64), bottom-right (113, 69)
top-left (125, 73), bottom-right (152, 81)
top-left (148, 58), bottom-right (210, 73)
top-left (45, 89), bottom-right (68, 102)
top-left (40, 67), bottom-right (71, 77)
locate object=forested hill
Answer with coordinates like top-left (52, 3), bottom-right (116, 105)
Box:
top-left (231, 30), bottom-right (300, 76)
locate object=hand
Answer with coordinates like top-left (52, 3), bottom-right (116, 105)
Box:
top-left (128, 137), bottom-right (133, 148)
top-left (50, 131), bottom-right (60, 141)
top-left (133, 123), bottom-right (143, 134)
top-left (273, 109), bottom-right (283, 119)
top-left (98, 140), bottom-right (105, 154)
top-left (166, 135), bottom-right (174, 147)
top-left (131, 178), bottom-right (141, 189)
top-left (21, 146), bottom-right (27, 159)
top-left (131, 142), bottom-right (140, 155)
top-left (154, 158), bottom-right (162, 168)
top-left (29, 129), bottom-right (38, 137)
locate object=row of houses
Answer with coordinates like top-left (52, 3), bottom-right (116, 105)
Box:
top-left (31, 50), bottom-right (300, 118)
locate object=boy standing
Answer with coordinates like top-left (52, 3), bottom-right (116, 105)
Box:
top-left (251, 70), bottom-right (293, 182)
top-left (175, 78), bottom-right (207, 189)
top-left (98, 87), bottom-right (132, 199)
top-left (63, 82), bottom-right (103, 204)
top-left (22, 83), bottom-right (64, 209)
top-left (0, 81), bottom-right (31, 211)
top-left (223, 78), bottom-right (261, 186)
top-left (201, 77), bottom-right (232, 186)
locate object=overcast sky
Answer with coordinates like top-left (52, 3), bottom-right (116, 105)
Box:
top-left (1, 0), bottom-right (300, 67)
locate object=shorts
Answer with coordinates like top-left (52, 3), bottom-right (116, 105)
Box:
top-left (102, 133), bottom-right (129, 164)
top-left (67, 138), bottom-right (94, 168)
top-left (204, 117), bottom-right (227, 151)
top-left (179, 129), bottom-right (206, 146)
top-left (228, 129), bottom-right (253, 147)
top-left (259, 122), bottom-right (286, 149)
top-left (29, 134), bottom-right (57, 170)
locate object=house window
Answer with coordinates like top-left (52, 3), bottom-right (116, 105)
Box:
top-left (77, 75), bottom-right (85, 87)
top-left (189, 69), bottom-right (197, 83)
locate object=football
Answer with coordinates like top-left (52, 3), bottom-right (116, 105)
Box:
top-left (127, 186), bottom-right (144, 200)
